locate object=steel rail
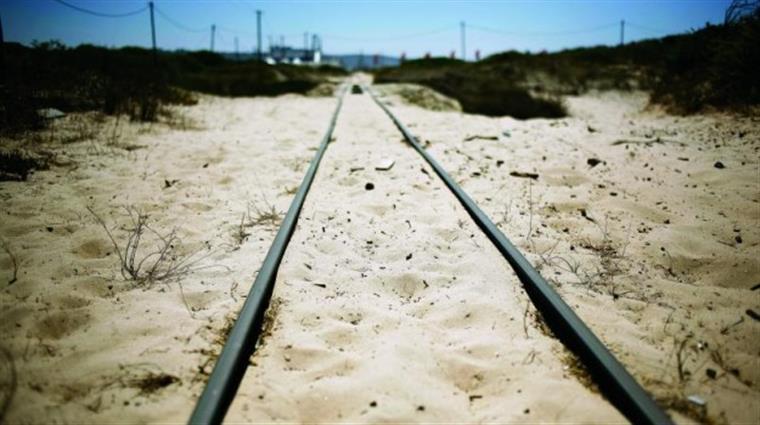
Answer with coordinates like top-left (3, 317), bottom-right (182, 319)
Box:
top-left (189, 88), bottom-right (346, 425)
top-left (366, 86), bottom-right (673, 425)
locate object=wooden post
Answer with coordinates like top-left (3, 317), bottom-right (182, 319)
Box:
top-left (210, 24), bottom-right (216, 52)
top-left (620, 20), bottom-right (625, 45)
top-left (149, 2), bottom-right (157, 64)
top-left (0, 14), bottom-right (6, 85)
top-left (256, 10), bottom-right (262, 60)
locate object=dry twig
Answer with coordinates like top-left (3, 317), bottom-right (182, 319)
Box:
top-left (0, 238), bottom-right (18, 285)
top-left (87, 206), bottom-right (215, 286)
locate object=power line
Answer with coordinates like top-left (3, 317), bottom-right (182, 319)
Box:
top-left (625, 22), bottom-right (675, 35)
top-left (50, 0), bottom-right (147, 18)
top-left (322, 26), bottom-right (454, 42)
top-left (216, 25), bottom-right (256, 36)
top-left (153, 6), bottom-right (207, 33)
top-left (469, 22), bottom-right (619, 37)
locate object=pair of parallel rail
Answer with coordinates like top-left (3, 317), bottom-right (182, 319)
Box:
top-left (189, 86), bottom-right (673, 425)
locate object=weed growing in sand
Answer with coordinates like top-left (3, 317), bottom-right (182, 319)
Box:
top-left (230, 199), bottom-right (284, 247)
top-left (0, 238), bottom-right (18, 285)
top-left (0, 346), bottom-right (17, 422)
top-left (246, 200), bottom-right (283, 228)
top-left (87, 206), bottom-right (214, 286)
top-left (535, 212), bottom-right (637, 300)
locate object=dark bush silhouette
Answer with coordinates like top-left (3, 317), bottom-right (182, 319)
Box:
top-left (376, 11), bottom-right (760, 115)
top-left (0, 42), bottom-right (346, 134)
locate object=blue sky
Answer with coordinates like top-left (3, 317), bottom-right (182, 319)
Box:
top-left (1, 1), bottom-right (731, 58)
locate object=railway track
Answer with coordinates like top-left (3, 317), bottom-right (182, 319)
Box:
top-left (189, 84), bottom-right (673, 424)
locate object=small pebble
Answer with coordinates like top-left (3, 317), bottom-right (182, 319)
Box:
top-left (365, 182), bottom-right (374, 191)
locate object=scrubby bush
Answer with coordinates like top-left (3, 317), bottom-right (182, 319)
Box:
top-left (375, 58), bottom-right (567, 119)
top-left (1, 41), bottom-right (345, 132)
top-left (375, 9), bottom-right (760, 115)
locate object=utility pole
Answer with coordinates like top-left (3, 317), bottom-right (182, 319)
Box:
top-left (460, 21), bottom-right (466, 61)
top-left (620, 19), bottom-right (625, 45)
top-left (0, 14), bottom-right (6, 85)
top-left (235, 36), bottom-right (239, 60)
top-left (148, 1), bottom-right (157, 64)
top-left (210, 24), bottom-right (216, 52)
top-left (256, 10), bottom-right (262, 60)
top-left (304, 32), bottom-right (308, 51)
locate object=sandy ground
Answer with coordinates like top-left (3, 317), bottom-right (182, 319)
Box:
top-left (0, 94), bottom-right (337, 423)
top-left (225, 86), bottom-right (623, 423)
top-left (374, 85), bottom-right (760, 424)
top-left (1, 79), bottom-right (757, 424)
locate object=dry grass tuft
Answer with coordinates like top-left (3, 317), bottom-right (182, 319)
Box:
top-left (128, 372), bottom-right (179, 396)
top-left (230, 199), bottom-right (284, 247)
top-left (248, 201), bottom-right (283, 227)
top-left (87, 206), bottom-right (213, 286)
top-left (0, 346), bottom-right (17, 422)
top-left (0, 238), bottom-right (18, 285)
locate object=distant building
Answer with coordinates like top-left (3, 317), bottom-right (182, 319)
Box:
top-left (266, 46), bottom-right (321, 65)
top-left (266, 34), bottom-right (324, 66)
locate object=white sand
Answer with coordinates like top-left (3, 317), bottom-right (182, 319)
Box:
top-left (0, 94), bottom-right (337, 423)
top-left (225, 86), bottom-right (623, 423)
top-left (374, 85), bottom-right (760, 424)
top-left (1, 81), bottom-right (757, 424)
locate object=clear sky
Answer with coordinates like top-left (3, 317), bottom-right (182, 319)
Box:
top-left (1, 0), bottom-right (731, 58)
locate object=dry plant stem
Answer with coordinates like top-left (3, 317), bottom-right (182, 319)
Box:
top-left (0, 238), bottom-right (18, 285)
top-left (0, 346), bottom-right (17, 422)
top-left (523, 301), bottom-right (531, 338)
top-left (527, 180), bottom-right (534, 243)
top-left (87, 206), bottom-right (217, 286)
top-left (109, 115), bottom-right (122, 147)
top-left (675, 337), bottom-right (691, 383)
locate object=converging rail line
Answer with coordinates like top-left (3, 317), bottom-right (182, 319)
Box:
top-left (189, 84), bottom-right (673, 425)
top-left (189, 86), bottom-right (347, 425)
top-left (366, 86), bottom-right (672, 425)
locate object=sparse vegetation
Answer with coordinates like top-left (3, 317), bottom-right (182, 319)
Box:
top-left (1, 41), bottom-right (345, 138)
top-left (0, 238), bottom-right (18, 285)
top-left (375, 8), bottom-right (760, 115)
top-left (0, 149), bottom-right (50, 181)
top-left (0, 346), bottom-right (16, 423)
top-left (375, 58), bottom-right (567, 119)
top-left (87, 206), bottom-right (212, 286)
top-left (128, 372), bottom-right (179, 396)
top-left (231, 199), bottom-right (284, 247)
top-left (247, 201), bottom-right (283, 228)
